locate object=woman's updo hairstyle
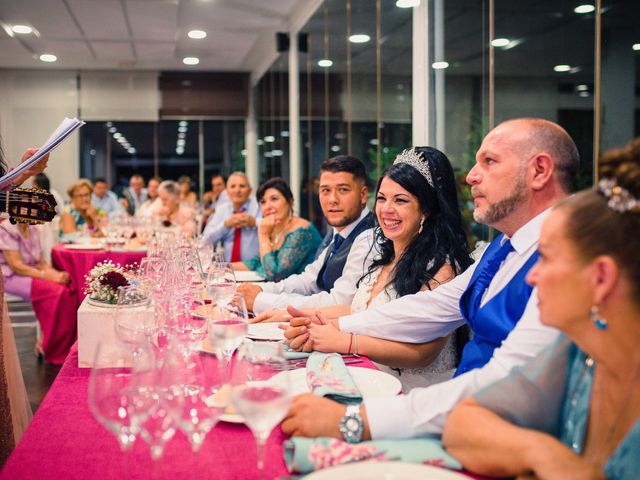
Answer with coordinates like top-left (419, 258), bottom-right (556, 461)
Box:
top-left (557, 138), bottom-right (640, 301)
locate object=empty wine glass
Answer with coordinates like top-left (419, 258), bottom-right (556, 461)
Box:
top-left (159, 346), bottom-right (227, 452)
top-left (114, 285), bottom-right (156, 356)
top-left (230, 342), bottom-right (291, 474)
top-left (88, 340), bottom-right (152, 451)
top-left (205, 262), bottom-right (236, 309)
top-left (206, 293), bottom-right (248, 373)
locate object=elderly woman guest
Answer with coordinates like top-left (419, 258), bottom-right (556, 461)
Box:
top-left (156, 180), bottom-right (197, 234)
top-left (178, 175), bottom-right (198, 207)
top-left (278, 148), bottom-right (473, 390)
top-left (234, 178), bottom-right (322, 282)
top-left (443, 144), bottom-right (640, 479)
top-left (202, 172), bottom-right (261, 262)
top-left (60, 179), bottom-right (105, 240)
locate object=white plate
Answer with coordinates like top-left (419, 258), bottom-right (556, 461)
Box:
top-left (247, 323), bottom-right (285, 341)
top-left (269, 366), bottom-right (401, 398)
top-left (234, 271), bottom-right (265, 282)
top-left (303, 462), bottom-right (468, 480)
top-left (110, 247), bottom-right (147, 252)
top-left (65, 244), bottom-right (104, 250)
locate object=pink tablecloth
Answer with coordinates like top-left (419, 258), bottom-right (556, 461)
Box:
top-left (51, 245), bottom-right (147, 308)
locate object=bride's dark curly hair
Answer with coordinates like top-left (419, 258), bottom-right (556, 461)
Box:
top-left (360, 146), bottom-right (472, 297)
top-left (0, 141), bottom-right (6, 177)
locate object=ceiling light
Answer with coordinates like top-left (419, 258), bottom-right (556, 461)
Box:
top-left (113, 132), bottom-right (122, 139)
top-left (264, 135), bottom-right (275, 143)
top-left (553, 64), bottom-right (571, 72)
top-left (187, 30), bottom-right (207, 40)
top-left (633, 43), bottom-right (640, 51)
top-left (182, 57), bottom-right (199, 65)
top-left (179, 121), bottom-right (188, 127)
top-left (264, 152), bottom-right (273, 158)
top-left (281, 130), bottom-right (289, 137)
top-left (271, 149), bottom-right (283, 157)
top-left (39, 54), bottom-right (57, 63)
top-left (331, 145), bottom-right (340, 152)
top-left (11, 25), bottom-right (32, 35)
top-left (117, 137), bottom-right (126, 144)
top-left (432, 61), bottom-right (449, 69)
top-left (178, 132), bottom-right (186, 139)
top-left (569, 66), bottom-right (581, 74)
top-left (106, 122), bottom-right (113, 128)
top-left (176, 148), bottom-right (184, 155)
top-left (576, 84), bottom-right (588, 91)
top-left (491, 38), bottom-right (510, 47)
top-left (574, 4), bottom-right (595, 14)
top-left (177, 139), bottom-right (186, 147)
top-left (317, 59), bottom-right (333, 68)
top-left (108, 127), bottom-right (117, 133)
top-left (396, 0), bottom-right (420, 7)
top-left (178, 126), bottom-right (187, 133)
top-left (256, 139), bottom-right (264, 146)
top-left (579, 91), bottom-right (590, 97)
top-left (241, 149), bottom-right (248, 156)
top-left (349, 34), bottom-right (370, 44)
top-left (369, 138), bottom-right (379, 146)
top-left (128, 148), bottom-right (136, 154)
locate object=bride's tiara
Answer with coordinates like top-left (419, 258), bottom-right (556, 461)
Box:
top-left (393, 148), bottom-right (434, 188)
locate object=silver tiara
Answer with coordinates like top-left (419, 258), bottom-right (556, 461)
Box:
top-left (393, 148), bottom-right (434, 187)
top-left (597, 178), bottom-right (640, 213)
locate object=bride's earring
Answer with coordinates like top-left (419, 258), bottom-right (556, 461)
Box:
top-left (418, 217), bottom-right (425, 235)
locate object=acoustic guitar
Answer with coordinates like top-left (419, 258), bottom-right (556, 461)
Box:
top-left (1, 188), bottom-right (57, 225)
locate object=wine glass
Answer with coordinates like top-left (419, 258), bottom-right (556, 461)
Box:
top-left (206, 293), bottom-right (249, 373)
top-left (114, 285), bottom-right (156, 356)
top-left (88, 340), bottom-right (152, 451)
top-left (159, 346), bottom-right (227, 452)
top-left (230, 342), bottom-right (291, 473)
top-left (139, 257), bottom-right (167, 299)
top-left (205, 262), bottom-right (236, 309)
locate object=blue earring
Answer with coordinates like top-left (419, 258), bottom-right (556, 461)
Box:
top-left (589, 306), bottom-right (608, 330)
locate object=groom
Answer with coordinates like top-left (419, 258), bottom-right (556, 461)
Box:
top-left (282, 118), bottom-right (579, 442)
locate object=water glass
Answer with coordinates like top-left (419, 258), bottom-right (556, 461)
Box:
top-left (205, 262), bottom-right (236, 308)
top-left (206, 294), bottom-right (248, 372)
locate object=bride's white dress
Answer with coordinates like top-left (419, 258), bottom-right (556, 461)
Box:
top-left (350, 267), bottom-right (457, 392)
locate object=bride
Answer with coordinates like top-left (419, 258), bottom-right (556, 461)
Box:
top-left (287, 146), bottom-right (473, 391)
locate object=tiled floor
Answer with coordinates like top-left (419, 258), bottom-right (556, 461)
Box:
top-left (8, 299), bottom-right (60, 413)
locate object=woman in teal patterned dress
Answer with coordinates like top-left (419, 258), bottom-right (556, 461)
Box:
top-left (443, 144), bottom-right (640, 480)
top-left (233, 177), bottom-right (321, 282)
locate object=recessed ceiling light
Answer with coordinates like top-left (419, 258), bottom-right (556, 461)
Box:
top-left (271, 149), bottom-right (283, 157)
top-left (281, 130), bottom-right (289, 137)
top-left (554, 64), bottom-right (571, 72)
top-left (432, 61), bottom-right (449, 69)
top-left (264, 136), bottom-right (275, 143)
top-left (39, 54), bottom-right (57, 63)
top-left (11, 25), bottom-right (32, 35)
top-left (396, 0), bottom-right (420, 7)
top-left (108, 127), bottom-right (117, 133)
top-left (579, 91), bottom-right (590, 97)
top-left (113, 132), bottom-right (122, 139)
top-left (178, 132), bottom-right (186, 139)
top-left (256, 139), bottom-right (264, 146)
top-left (317, 59), bottom-right (333, 68)
top-left (491, 38), bottom-right (510, 47)
top-left (188, 30), bottom-right (207, 39)
top-left (128, 148), bottom-right (136, 154)
top-left (177, 139), bottom-right (186, 147)
top-left (569, 66), bottom-right (581, 74)
top-left (349, 34), bottom-right (370, 44)
top-left (241, 149), bottom-right (248, 156)
top-left (576, 84), bottom-right (588, 91)
top-left (331, 145), bottom-right (341, 152)
top-left (574, 4), bottom-right (595, 14)
top-left (179, 121), bottom-right (188, 127)
top-left (633, 43), bottom-right (640, 51)
top-left (182, 56), bottom-right (199, 65)
top-left (178, 126), bottom-right (187, 133)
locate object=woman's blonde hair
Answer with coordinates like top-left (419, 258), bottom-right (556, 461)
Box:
top-left (67, 178), bottom-right (94, 199)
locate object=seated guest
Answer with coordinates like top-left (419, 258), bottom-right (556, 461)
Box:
top-left (443, 145), bottom-right (640, 480)
top-left (234, 178), bottom-right (322, 281)
top-left (33, 173), bottom-right (64, 216)
top-left (136, 176), bottom-right (162, 218)
top-left (276, 148), bottom-right (473, 391)
top-left (60, 179), bottom-right (106, 240)
top-left (237, 155), bottom-right (373, 315)
top-left (178, 175), bottom-right (198, 207)
top-left (0, 221), bottom-right (76, 365)
top-left (91, 178), bottom-right (124, 217)
top-left (281, 118), bottom-right (577, 442)
top-left (120, 174), bottom-right (147, 215)
top-left (156, 180), bottom-right (197, 234)
top-left (202, 172), bottom-right (261, 262)
top-left (201, 172), bottom-right (229, 228)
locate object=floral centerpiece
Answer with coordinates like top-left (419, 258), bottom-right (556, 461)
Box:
top-left (84, 260), bottom-right (135, 304)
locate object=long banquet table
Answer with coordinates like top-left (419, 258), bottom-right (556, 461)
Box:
top-left (3, 344), bottom-right (486, 480)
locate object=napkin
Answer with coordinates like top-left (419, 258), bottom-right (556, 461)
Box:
top-left (306, 352), bottom-right (361, 405)
top-left (284, 437), bottom-right (462, 474)
top-left (282, 343), bottom-right (310, 360)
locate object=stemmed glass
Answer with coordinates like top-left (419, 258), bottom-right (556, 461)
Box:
top-left (230, 342), bottom-right (291, 474)
top-left (114, 285), bottom-right (156, 357)
top-left (88, 340), bottom-right (153, 451)
top-left (159, 346), bottom-right (227, 452)
top-left (206, 293), bottom-right (249, 374)
top-left (205, 262), bottom-right (236, 309)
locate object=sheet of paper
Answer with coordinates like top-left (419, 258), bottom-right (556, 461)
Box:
top-left (0, 117), bottom-right (85, 190)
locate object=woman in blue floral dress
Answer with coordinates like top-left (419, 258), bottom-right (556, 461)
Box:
top-left (234, 178), bottom-right (321, 282)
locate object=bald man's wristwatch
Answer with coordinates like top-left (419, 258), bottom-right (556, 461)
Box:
top-left (339, 404), bottom-right (364, 443)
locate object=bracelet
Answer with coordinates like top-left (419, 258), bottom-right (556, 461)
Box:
top-left (347, 332), bottom-right (354, 354)
top-left (353, 333), bottom-right (359, 357)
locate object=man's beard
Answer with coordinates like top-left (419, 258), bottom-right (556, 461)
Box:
top-left (328, 210), bottom-right (361, 228)
top-left (473, 173), bottom-right (528, 226)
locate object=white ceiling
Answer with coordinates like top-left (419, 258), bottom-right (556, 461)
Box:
top-left (0, 0), bottom-right (312, 72)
